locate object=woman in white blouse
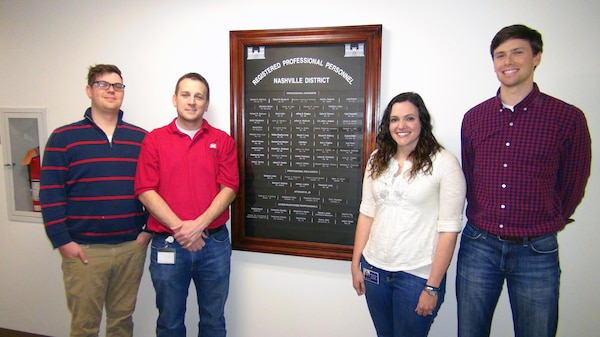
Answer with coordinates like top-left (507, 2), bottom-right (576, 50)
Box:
top-left (351, 92), bottom-right (466, 337)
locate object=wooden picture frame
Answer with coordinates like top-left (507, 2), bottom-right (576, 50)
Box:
top-left (229, 25), bottom-right (382, 260)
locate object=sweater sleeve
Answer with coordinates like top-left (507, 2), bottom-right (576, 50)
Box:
top-left (436, 150), bottom-right (467, 232)
top-left (359, 152), bottom-right (377, 217)
top-left (39, 131), bottom-right (71, 248)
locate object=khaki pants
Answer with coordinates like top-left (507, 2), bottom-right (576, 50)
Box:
top-left (62, 240), bottom-right (147, 337)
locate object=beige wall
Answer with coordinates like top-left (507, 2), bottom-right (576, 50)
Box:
top-left (1, 0), bottom-right (598, 336)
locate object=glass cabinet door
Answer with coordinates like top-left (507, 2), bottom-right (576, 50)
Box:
top-left (1, 108), bottom-right (47, 222)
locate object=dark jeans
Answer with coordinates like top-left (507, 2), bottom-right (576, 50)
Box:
top-left (456, 222), bottom-right (560, 337)
top-left (150, 226), bottom-right (231, 337)
top-left (362, 256), bottom-right (446, 337)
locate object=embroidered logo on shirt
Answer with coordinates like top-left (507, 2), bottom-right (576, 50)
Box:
top-left (210, 143), bottom-right (217, 149)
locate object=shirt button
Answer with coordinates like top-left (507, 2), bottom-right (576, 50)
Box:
top-left (499, 224), bottom-right (504, 229)
top-left (502, 184), bottom-right (507, 188)
top-left (500, 204), bottom-right (506, 209)
top-left (523, 107), bottom-right (528, 112)
top-left (503, 163), bottom-right (508, 168)
top-left (509, 122), bottom-right (514, 126)
top-left (505, 142), bottom-right (511, 147)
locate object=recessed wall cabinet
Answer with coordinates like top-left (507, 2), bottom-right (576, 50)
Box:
top-left (1, 108), bottom-right (47, 222)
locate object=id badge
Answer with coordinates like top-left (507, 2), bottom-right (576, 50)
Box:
top-left (157, 248), bottom-right (176, 264)
top-left (363, 268), bottom-right (379, 285)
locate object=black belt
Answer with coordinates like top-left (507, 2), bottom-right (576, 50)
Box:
top-left (205, 225), bottom-right (224, 235)
top-left (153, 225), bottom-right (224, 237)
top-left (494, 234), bottom-right (541, 243)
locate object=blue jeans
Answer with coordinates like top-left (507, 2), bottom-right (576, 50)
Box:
top-left (361, 256), bottom-right (446, 337)
top-left (150, 226), bottom-right (231, 337)
top-left (456, 222), bottom-right (560, 337)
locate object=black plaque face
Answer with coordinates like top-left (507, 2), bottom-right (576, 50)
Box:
top-left (244, 44), bottom-right (365, 245)
top-left (230, 25), bottom-right (381, 260)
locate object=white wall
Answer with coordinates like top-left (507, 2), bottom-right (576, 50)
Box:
top-left (1, 0), bottom-right (598, 336)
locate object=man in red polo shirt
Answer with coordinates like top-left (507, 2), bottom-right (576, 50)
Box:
top-left (135, 72), bottom-right (239, 337)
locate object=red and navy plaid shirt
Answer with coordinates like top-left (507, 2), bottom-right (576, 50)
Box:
top-left (461, 83), bottom-right (591, 237)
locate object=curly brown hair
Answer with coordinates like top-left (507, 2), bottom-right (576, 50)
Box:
top-left (370, 92), bottom-right (442, 179)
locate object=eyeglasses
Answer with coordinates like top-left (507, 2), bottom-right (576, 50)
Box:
top-left (93, 81), bottom-right (126, 92)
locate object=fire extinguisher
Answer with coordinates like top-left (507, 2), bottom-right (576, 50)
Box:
top-left (22, 147), bottom-right (41, 212)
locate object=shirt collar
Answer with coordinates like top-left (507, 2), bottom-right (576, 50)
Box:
top-left (83, 107), bottom-right (124, 124)
top-left (167, 118), bottom-right (209, 136)
top-left (494, 83), bottom-right (541, 112)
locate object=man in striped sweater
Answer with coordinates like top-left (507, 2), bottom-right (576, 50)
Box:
top-left (40, 64), bottom-right (150, 337)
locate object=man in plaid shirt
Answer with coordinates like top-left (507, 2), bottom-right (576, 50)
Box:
top-left (456, 24), bottom-right (591, 337)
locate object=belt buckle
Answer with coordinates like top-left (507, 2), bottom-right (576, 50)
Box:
top-left (497, 235), bottom-right (523, 243)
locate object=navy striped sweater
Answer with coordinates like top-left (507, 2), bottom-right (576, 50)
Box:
top-left (40, 108), bottom-right (148, 248)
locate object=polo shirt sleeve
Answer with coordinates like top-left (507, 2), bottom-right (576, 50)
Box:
top-left (216, 134), bottom-right (240, 192)
top-left (134, 131), bottom-right (160, 197)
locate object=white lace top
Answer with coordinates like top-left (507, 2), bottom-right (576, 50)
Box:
top-left (360, 149), bottom-right (466, 278)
